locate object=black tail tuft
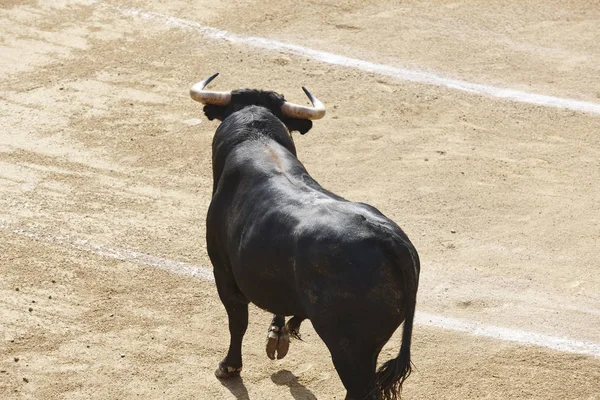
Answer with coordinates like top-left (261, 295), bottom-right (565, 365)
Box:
top-left (285, 316), bottom-right (304, 340)
top-left (375, 341), bottom-right (413, 400)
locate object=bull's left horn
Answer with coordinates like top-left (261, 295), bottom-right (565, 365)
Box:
top-left (190, 72), bottom-right (232, 106)
top-left (281, 87), bottom-right (326, 120)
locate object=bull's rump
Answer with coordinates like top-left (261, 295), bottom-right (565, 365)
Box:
top-left (225, 193), bottom-right (411, 324)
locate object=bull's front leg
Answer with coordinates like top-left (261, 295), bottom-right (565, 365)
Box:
top-left (213, 267), bottom-right (249, 379)
top-left (266, 314), bottom-right (290, 360)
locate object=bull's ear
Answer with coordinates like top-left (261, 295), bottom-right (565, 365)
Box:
top-left (284, 118), bottom-right (313, 135)
top-left (203, 105), bottom-right (227, 121)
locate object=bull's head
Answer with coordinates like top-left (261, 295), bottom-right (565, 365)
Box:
top-left (190, 73), bottom-right (326, 135)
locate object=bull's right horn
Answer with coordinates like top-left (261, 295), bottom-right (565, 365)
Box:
top-left (281, 87), bottom-right (326, 120)
top-left (190, 72), bottom-right (232, 106)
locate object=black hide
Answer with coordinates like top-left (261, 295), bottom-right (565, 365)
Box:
top-left (203, 88), bottom-right (420, 400)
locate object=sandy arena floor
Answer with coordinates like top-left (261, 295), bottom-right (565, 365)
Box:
top-left (1, 1), bottom-right (599, 399)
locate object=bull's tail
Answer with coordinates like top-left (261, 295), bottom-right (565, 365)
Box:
top-left (375, 240), bottom-right (420, 400)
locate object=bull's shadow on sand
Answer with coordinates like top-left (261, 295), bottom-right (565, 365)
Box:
top-left (271, 370), bottom-right (317, 400)
top-left (218, 370), bottom-right (316, 399)
top-left (218, 375), bottom-right (250, 400)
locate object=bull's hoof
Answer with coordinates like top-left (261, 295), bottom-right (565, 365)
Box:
top-left (266, 325), bottom-right (290, 360)
top-left (266, 328), bottom-right (279, 360)
top-left (277, 328), bottom-right (290, 359)
top-left (215, 362), bottom-right (242, 379)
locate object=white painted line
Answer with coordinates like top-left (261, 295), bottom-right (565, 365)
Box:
top-left (2, 222), bottom-right (599, 357)
top-left (100, 3), bottom-right (600, 115)
top-left (416, 312), bottom-right (600, 358)
top-left (0, 222), bottom-right (214, 281)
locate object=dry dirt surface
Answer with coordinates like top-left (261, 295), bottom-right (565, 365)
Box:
top-left (1, 0), bottom-right (599, 399)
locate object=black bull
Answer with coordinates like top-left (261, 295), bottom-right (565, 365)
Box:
top-left (200, 88), bottom-right (420, 400)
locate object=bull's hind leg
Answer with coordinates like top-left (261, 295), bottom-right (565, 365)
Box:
top-left (313, 321), bottom-right (382, 400)
top-left (333, 349), bottom-right (379, 400)
top-left (328, 341), bottom-right (381, 400)
top-left (266, 315), bottom-right (305, 360)
top-left (213, 268), bottom-right (249, 379)
top-left (266, 315), bottom-right (289, 360)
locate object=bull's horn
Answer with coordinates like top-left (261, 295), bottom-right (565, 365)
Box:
top-left (281, 87), bottom-right (326, 120)
top-left (190, 72), bottom-right (232, 106)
